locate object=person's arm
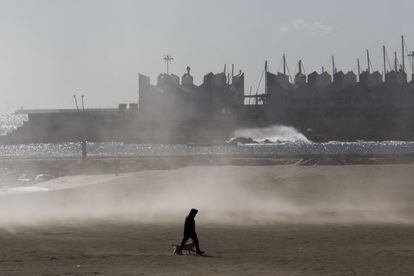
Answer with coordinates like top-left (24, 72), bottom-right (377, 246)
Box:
top-left (189, 218), bottom-right (196, 234)
top-left (184, 217), bottom-right (196, 235)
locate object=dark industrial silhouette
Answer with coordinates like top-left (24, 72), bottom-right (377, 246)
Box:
top-left (178, 209), bottom-right (204, 255)
top-left (3, 35), bottom-right (414, 144)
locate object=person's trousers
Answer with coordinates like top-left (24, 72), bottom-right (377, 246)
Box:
top-left (179, 233), bottom-right (201, 252)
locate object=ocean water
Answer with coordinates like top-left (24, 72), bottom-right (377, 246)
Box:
top-left (0, 114), bottom-right (27, 136)
top-left (2, 113), bottom-right (414, 197)
top-left (1, 114), bottom-right (414, 157)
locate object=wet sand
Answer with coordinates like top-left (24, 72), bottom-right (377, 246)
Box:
top-left (1, 163), bottom-right (414, 275)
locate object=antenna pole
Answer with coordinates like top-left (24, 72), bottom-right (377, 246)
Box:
top-left (298, 60), bottom-right (302, 74)
top-left (331, 55), bottom-right (336, 78)
top-left (366, 49), bottom-right (371, 73)
top-left (402, 35), bottom-right (405, 73)
top-left (383, 45), bottom-right (387, 81)
top-left (283, 54), bottom-right (286, 75)
top-left (81, 95), bottom-right (85, 111)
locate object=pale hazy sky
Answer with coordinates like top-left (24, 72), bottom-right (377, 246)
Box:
top-left (0, 0), bottom-right (413, 113)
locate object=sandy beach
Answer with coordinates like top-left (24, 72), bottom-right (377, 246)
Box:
top-left (2, 222), bottom-right (414, 275)
top-left (1, 163), bottom-right (414, 275)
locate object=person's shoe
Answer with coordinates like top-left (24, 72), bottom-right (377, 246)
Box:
top-left (196, 250), bottom-right (204, 255)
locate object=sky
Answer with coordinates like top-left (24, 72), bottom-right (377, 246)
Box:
top-left (0, 0), bottom-right (413, 113)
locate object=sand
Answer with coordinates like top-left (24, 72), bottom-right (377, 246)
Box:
top-left (2, 163), bottom-right (414, 275)
top-left (1, 223), bottom-right (414, 275)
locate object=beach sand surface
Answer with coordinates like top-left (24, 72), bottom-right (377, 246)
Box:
top-left (1, 223), bottom-right (414, 275)
top-left (1, 164), bottom-right (414, 275)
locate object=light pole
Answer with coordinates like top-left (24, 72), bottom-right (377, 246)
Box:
top-left (164, 55), bottom-right (174, 74)
top-left (81, 95), bottom-right (85, 111)
top-left (73, 95), bottom-right (79, 111)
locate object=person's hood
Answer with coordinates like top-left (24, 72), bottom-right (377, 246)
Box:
top-left (188, 208), bottom-right (198, 218)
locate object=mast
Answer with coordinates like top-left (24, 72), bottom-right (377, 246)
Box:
top-left (249, 86), bottom-right (252, 105)
top-left (331, 55), bottom-right (336, 78)
top-left (402, 35), bottom-right (405, 73)
top-left (409, 51), bottom-right (414, 80)
top-left (283, 54), bottom-right (286, 75)
top-left (231, 64), bottom-right (234, 78)
top-left (366, 49), bottom-right (371, 73)
top-left (383, 45), bottom-right (387, 81)
top-left (394, 51), bottom-right (398, 72)
top-left (298, 60), bottom-right (302, 74)
top-left (357, 58), bottom-right (361, 79)
top-left (264, 60), bottom-right (268, 95)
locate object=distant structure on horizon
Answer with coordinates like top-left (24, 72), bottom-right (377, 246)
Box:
top-left (138, 65), bottom-right (244, 122)
top-left (4, 36), bottom-right (414, 144)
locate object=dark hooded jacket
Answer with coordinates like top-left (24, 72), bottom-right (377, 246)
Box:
top-left (183, 209), bottom-right (198, 236)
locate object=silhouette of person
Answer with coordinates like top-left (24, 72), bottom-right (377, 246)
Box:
top-left (81, 140), bottom-right (87, 159)
top-left (112, 158), bottom-right (121, 175)
top-left (178, 208), bottom-right (204, 255)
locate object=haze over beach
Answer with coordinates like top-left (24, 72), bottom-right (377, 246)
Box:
top-left (2, 161), bottom-right (414, 275)
top-left (2, 0), bottom-right (414, 275)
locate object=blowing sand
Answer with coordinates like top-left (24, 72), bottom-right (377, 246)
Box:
top-left (1, 164), bottom-right (414, 275)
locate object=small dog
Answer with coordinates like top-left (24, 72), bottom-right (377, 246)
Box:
top-left (172, 243), bottom-right (195, 255)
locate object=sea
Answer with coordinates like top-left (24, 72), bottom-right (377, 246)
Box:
top-left (2, 113), bottom-right (414, 197)
top-left (1, 114), bottom-right (414, 157)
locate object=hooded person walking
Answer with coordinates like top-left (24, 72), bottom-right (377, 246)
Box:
top-left (178, 208), bottom-right (204, 255)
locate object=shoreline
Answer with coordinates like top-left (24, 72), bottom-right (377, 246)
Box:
top-left (1, 152), bottom-right (414, 182)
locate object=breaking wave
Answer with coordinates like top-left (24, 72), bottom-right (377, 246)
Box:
top-left (2, 114), bottom-right (414, 157)
top-left (232, 125), bottom-right (310, 143)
